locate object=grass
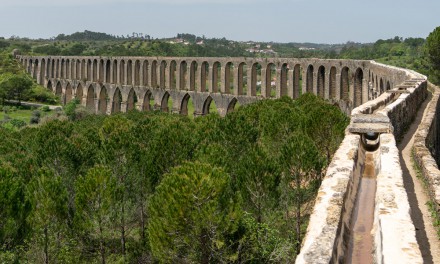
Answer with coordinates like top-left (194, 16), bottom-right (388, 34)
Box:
top-left (0, 106), bottom-right (55, 124)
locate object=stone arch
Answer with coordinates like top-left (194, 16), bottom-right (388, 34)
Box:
top-left (201, 61), bottom-right (209, 92)
top-left (306, 65), bottom-right (314, 94)
top-left (60, 59), bottom-right (65, 78)
top-left (386, 81), bottom-right (391, 90)
top-left (250, 63), bottom-right (261, 96)
top-left (151, 60), bottom-right (158, 88)
top-left (86, 85), bottom-right (95, 111)
top-left (119, 60), bottom-right (126, 84)
top-left (354, 68), bottom-right (363, 107)
top-left (76, 83), bottom-right (84, 104)
top-left (202, 96), bottom-right (218, 115)
top-left (99, 59), bottom-right (104, 82)
top-left (161, 92), bottom-right (171, 112)
top-left (238, 62), bottom-right (247, 96)
top-left (190, 61), bottom-right (198, 91)
top-left (65, 83), bottom-right (73, 104)
top-left (127, 88), bottom-right (137, 111)
top-left (212, 62), bottom-right (221, 93)
top-left (66, 59), bottom-right (71, 79)
top-left (134, 60), bottom-right (141, 86)
top-left (127, 60), bottom-right (133, 85)
top-left (180, 93), bottom-right (193, 116)
top-left (340, 67), bottom-right (350, 101)
top-left (292, 64), bottom-right (301, 99)
top-left (112, 88), bottom-right (122, 113)
top-left (169, 60), bottom-right (177, 89)
top-left (47, 80), bottom-right (53, 91)
top-left (329, 66), bottom-right (337, 99)
top-left (317, 66), bottom-right (325, 98)
top-left (81, 60), bottom-right (86, 80)
top-left (180, 61), bottom-right (188, 90)
top-left (142, 90), bottom-right (152, 111)
top-left (226, 98), bottom-right (238, 114)
top-left (280, 63), bottom-right (289, 97)
top-left (142, 60), bottom-right (149, 86)
top-left (55, 81), bottom-right (62, 98)
top-left (105, 60), bottom-right (111, 83)
top-left (40, 59), bottom-right (46, 84)
top-left (33, 59), bottom-right (39, 79)
top-left (98, 86), bottom-right (108, 114)
top-left (266, 63), bottom-right (276, 98)
top-left (225, 62), bottom-right (234, 94)
top-left (160, 61), bottom-right (167, 89)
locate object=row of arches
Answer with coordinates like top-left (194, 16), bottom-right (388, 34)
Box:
top-left (22, 56), bottom-right (395, 108)
top-left (47, 80), bottom-right (234, 117)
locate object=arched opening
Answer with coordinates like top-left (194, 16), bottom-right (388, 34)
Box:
top-left (47, 80), bottom-right (53, 91)
top-left (151, 61), bottom-right (158, 88)
top-left (76, 60), bottom-right (81, 79)
top-left (190, 61), bottom-right (198, 91)
top-left (55, 59), bottom-right (60, 78)
top-left (53, 59), bottom-right (57, 78)
top-left (226, 98), bottom-right (238, 114)
top-left (169, 60), bottom-right (177, 89)
top-left (127, 60), bottom-right (133, 85)
top-left (81, 60), bottom-right (86, 80)
top-left (55, 82), bottom-right (62, 98)
top-left (87, 60), bottom-right (92, 81)
top-left (65, 83), bottom-right (73, 104)
top-left (60, 59), bottom-right (65, 78)
top-left (112, 60), bottom-right (117, 83)
top-left (134, 60), bottom-right (141, 86)
top-left (386, 81), bottom-right (391, 90)
top-left (293, 64), bottom-right (301, 99)
top-left (354, 68), bottom-right (363, 107)
top-left (142, 90), bottom-right (152, 111)
top-left (238, 62), bottom-right (247, 96)
top-left (127, 88), bottom-right (137, 111)
top-left (317, 66), bottom-right (325, 98)
top-left (202, 96), bottom-right (218, 115)
top-left (251, 63), bottom-right (261, 96)
top-left (105, 60), bottom-right (111, 83)
top-left (119, 60), bottom-right (126, 84)
top-left (112, 88), bottom-right (122, 113)
top-left (225, 62), bottom-right (234, 94)
top-left (180, 93), bottom-right (194, 116)
top-left (98, 87), bottom-right (108, 114)
top-left (201, 61), bottom-right (209, 92)
top-left (212, 62), bottom-right (221, 93)
top-left (86, 85), bottom-right (95, 112)
top-left (329, 67), bottom-right (337, 100)
top-left (266, 63), bottom-right (276, 98)
top-left (340, 67), bottom-right (350, 101)
top-left (46, 59), bottom-right (52, 78)
top-left (40, 59), bottom-right (46, 84)
top-left (33, 60), bottom-right (39, 79)
top-left (280, 63), bottom-right (288, 97)
top-left (68, 60), bottom-right (73, 79)
top-left (76, 83), bottom-right (83, 104)
top-left (92, 59), bottom-right (98, 81)
top-left (142, 61), bottom-right (149, 86)
top-left (306, 65), bottom-right (314, 94)
top-left (161, 92), bottom-right (172, 112)
top-left (160, 61), bottom-right (167, 89)
top-left (99, 60), bottom-right (104, 82)
top-left (180, 61), bottom-right (188, 90)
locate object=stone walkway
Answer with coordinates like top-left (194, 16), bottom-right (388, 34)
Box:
top-left (398, 91), bottom-right (440, 264)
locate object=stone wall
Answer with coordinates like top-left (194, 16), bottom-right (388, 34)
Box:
top-left (413, 83), bottom-right (440, 218)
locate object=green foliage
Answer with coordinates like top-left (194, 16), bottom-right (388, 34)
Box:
top-left (148, 161), bottom-right (242, 263)
top-left (426, 26), bottom-right (440, 84)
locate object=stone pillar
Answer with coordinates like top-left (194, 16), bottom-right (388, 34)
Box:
top-left (261, 67), bottom-right (268, 98)
top-left (233, 66), bottom-right (240, 96)
top-left (165, 62), bottom-right (170, 89)
top-left (106, 99), bottom-right (112, 115)
top-left (247, 67), bottom-right (253, 96)
top-left (135, 102), bottom-right (143, 111)
top-left (312, 68), bottom-right (318, 95)
top-left (362, 79), bottom-right (369, 104)
top-left (302, 68), bottom-right (307, 95)
top-left (176, 63), bottom-right (181, 90)
top-left (276, 68), bottom-right (282, 98)
top-left (335, 73), bottom-right (341, 100)
top-left (195, 65), bottom-right (201, 92)
top-left (121, 101), bottom-right (128, 113)
top-left (220, 66), bottom-right (226, 93)
top-left (324, 71), bottom-right (330, 100)
top-left (207, 66), bottom-right (213, 93)
top-left (288, 67), bottom-right (295, 99)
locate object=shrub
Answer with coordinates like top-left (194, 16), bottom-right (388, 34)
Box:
top-left (9, 119), bottom-right (26, 129)
top-left (40, 105), bottom-right (50, 112)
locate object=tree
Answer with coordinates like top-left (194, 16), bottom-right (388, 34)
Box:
top-left (0, 73), bottom-right (33, 104)
top-left (278, 133), bottom-right (324, 254)
top-left (148, 162), bottom-right (242, 263)
top-left (426, 26), bottom-right (440, 84)
top-left (75, 166), bottom-right (116, 264)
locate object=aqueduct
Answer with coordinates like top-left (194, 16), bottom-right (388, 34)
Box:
top-left (18, 54), bottom-right (440, 263)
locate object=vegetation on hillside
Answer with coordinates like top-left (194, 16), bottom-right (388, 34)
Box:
top-left (0, 95), bottom-right (349, 263)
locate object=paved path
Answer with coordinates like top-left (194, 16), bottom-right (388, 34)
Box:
top-left (398, 91), bottom-right (440, 264)
top-left (6, 100), bottom-right (61, 110)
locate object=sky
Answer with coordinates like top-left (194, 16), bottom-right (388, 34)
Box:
top-left (0, 0), bottom-right (439, 44)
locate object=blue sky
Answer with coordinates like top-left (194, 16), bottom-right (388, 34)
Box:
top-left (0, 0), bottom-right (439, 43)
